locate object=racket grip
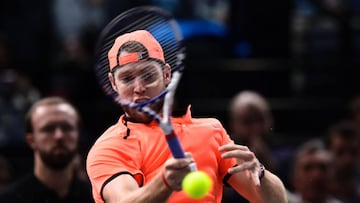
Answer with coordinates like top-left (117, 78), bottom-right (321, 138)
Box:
top-left (166, 131), bottom-right (186, 158)
top-left (166, 132), bottom-right (197, 171)
top-left (165, 130), bottom-right (197, 171)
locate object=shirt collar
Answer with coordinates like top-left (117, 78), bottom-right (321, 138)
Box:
top-left (119, 105), bottom-right (193, 125)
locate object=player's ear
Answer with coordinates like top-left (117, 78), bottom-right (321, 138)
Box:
top-left (108, 72), bottom-right (118, 92)
top-left (164, 64), bottom-right (171, 84)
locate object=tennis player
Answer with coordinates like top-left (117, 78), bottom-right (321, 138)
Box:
top-left (86, 30), bottom-right (287, 203)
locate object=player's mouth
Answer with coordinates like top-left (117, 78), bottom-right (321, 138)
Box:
top-left (134, 97), bottom-right (150, 103)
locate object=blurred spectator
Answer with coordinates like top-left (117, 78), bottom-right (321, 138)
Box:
top-left (51, 0), bottom-right (106, 44)
top-left (291, 0), bottom-right (354, 66)
top-left (0, 35), bottom-right (41, 145)
top-left (49, 0), bottom-right (108, 142)
top-left (151, 0), bottom-right (181, 15)
top-left (325, 120), bottom-right (360, 203)
top-left (0, 155), bottom-right (12, 192)
top-left (192, 0), bottom-right (229, 24)
top-left (150, 0), bottom-right (229, 23)
top-left (349, 96), bottom-right (360, 126)
top-left (221, 90), bottom-right (278, 203)
top-left (50, 0), bottom-right (106, 98)
top-left (288, 139), bottom-right (341, 203)
top-left (227, 90), bottom-right (276, 171)
top-left (0, 96), bottom-right (94, 203)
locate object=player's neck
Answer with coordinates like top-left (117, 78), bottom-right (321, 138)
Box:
top-left (124, 114), bottom-right (153, 124)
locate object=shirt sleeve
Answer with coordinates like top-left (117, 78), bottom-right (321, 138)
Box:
top-left (86, 128), bottom-right (143, 202)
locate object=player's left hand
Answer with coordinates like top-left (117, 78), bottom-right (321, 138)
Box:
top-left (219, 143), bottom-right (262, 186)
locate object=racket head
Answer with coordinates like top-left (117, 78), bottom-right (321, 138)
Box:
top-left (94, 6), bottom-right (185, 111)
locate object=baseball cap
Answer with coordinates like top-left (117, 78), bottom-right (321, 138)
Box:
top-left (108, 30), bottom-right (165, 71)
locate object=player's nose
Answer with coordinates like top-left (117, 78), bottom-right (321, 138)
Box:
top-left (133, 77), bottom-right (146, 93)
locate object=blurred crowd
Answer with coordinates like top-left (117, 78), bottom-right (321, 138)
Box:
top-left (0, 0), bottom-right (360, 202)
top-left (222, 91), bottom-right (360, 203)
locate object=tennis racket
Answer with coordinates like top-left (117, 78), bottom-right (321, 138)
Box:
top-left (94, 6), bottom-right (196, 170)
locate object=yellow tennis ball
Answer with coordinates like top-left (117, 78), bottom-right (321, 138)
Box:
top-left (182, 171), bottom-right (212, 199)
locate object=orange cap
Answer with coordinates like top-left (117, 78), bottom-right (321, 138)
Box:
top-left (108, 30), bottom-right (165, 71)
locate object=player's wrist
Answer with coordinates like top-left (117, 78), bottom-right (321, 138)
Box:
top-left (161, 170), bottom-right (174, 191)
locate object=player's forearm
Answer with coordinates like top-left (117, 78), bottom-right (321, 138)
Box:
top-left (229, 169), bottom-right (287, 203)
top-left (256, 170), bottom-right (287, 203)
top-left (113, 173), bottom-right (173, 203)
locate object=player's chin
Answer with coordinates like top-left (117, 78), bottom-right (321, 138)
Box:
top-left (129, 110), bottom-right (153, 123)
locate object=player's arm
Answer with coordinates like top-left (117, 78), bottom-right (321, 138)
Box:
top-left (220, 144), bottom-right (287, 203)
top-left (227, 169), bottom-right (287, 203)
top-left (102, 173), bottom-right (171, 203)
top-left (103, 154), bottom-right (193, 203)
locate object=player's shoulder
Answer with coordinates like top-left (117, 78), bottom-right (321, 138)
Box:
top-left (87, 121), bottom-right (127, 153)
top-left (191, 117), bottom-right (224, 129)
top-left (87, 118), bottom-right (143, 157)
top-left (179, 106), bottom-right (223, 128)
top-left (188, 117), bottom-right (230, 144)
top-left (191, 116), bottom-right (221, 124)
top-left (97, 120), bottom-right (128, 140)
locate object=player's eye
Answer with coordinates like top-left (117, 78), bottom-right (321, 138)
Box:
top-left (142, 70), bottom-right (156, 82)
top-left (119, 75), bottom-right (135, 84)
top-left (142, 66), bottom-right (159, 82)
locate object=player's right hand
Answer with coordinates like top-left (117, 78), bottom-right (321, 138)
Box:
top-left (162, 152), bottom-right (194, 190)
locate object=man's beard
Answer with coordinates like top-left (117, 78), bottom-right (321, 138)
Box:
top-left (39, 145), bottom-right (77, 171)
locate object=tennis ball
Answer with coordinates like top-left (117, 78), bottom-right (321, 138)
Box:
top-left (182, 171), bottom-right (212, 199)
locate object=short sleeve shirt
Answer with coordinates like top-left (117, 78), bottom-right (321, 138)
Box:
top-left (86, 107), bottom-right (236, 203)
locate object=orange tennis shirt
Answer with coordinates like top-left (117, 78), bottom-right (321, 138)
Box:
top-left (86, 107), bottom-right (237, 203)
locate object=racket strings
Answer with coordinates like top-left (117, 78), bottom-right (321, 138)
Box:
top-left (97, 15), bottom-right (177, 77)
top-left (101, 15), bottom-right (180, 69)
top-left (95, 7), bottom-right (184, 114)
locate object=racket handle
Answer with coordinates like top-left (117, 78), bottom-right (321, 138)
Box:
top-left (166, 131), bottom-right (185, 158)
top-left (166, 131), bottom-right (197, 172)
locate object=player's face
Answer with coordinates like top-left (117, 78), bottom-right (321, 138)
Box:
top-left (27, 104), bottom-right (79, 170)
top-left (109, 59), bottom-right (171, 122)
